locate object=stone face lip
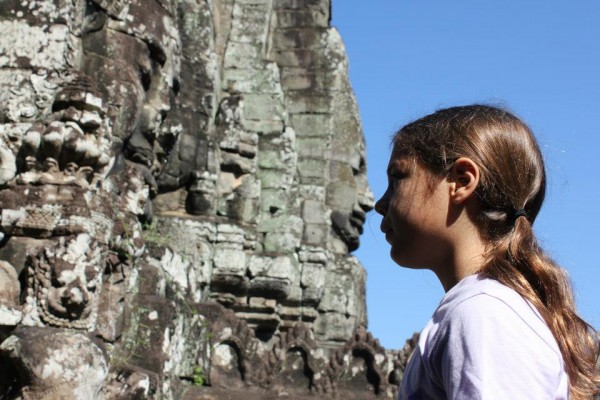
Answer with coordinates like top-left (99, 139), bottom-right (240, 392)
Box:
top-left (0, 0), bottom-right (411, 399)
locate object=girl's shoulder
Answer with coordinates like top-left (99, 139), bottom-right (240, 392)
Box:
top-left (418, 275), bottom-right (569, 400)
top-left (431, 274), bottom-right (562, 359)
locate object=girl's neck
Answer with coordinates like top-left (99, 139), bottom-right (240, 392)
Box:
top-left (434, 226), bottom-right (488, 292)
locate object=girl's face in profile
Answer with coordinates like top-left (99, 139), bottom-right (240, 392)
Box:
top-left (375, 150), bottom-right (452, 270)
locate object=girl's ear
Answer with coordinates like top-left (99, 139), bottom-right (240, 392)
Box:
top-left (449, 157), bottom-right (480, 205)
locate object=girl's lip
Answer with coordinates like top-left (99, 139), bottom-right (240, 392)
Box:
top-left (380, 222), bottom-right (392, 235)
top-left (383, 230), bottom-right (393, 244)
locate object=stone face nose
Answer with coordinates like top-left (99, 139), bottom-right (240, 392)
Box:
top-left (355, 188), bottom-right (375, 217)
top-left (60, 281), bottom-right (90, 318)
top-left (360, 185), bottom-right (376, 213)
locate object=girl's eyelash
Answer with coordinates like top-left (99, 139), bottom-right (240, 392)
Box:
top-left (390, 172), bottom-right (407, 179)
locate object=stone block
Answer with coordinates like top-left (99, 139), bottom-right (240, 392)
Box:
top-left (248, 276), bottom-right (290, 299)
top-left (314, 311), bottom-right (356, 342)
top-left (272, 28), bottom-right (326, 50)
top-left (296, 136), bottom-right (328, 159)
top-left (216, 224), bottom-right (246, 247)
top-left (275, 9), bottom-right (329, 28)
top-left (231, 25), bottom-right (267, 43)
top-left (157, 248), bottom-right (191, 293)
top-left (234, 311), bottom-right (280, 330)
top-left (297, 159), bottom-right (326, 181)
top-left (297, 247), bottom-right (329, 264)
top-left (302, 223), bottom-right (328, 245)
top-left (237, 0), bottom-right (271, 4)
top-left (284, 91), bottom-right (331, 113)
top-left (300, 262), bottom-right (326, 289)
top-left (230, 5), bottom-right (270, 43)
top-left (285, 284), bottom-right (303, 303)
top-left (302, 286), bottom-right (323, 306)
top-left (213, 248), bottom-right (247, 275)
top-left (223, 65), bottom-right (281, 94)
top-left (289, 113), bottom-right (330, 136)
top-left (259, 168), bottom-right (293, 189)
top-left (281, 68), bottom-right (329, 91)
top-left (273, 0), bottom-right (330, 11)
top-left (329, 134), bottom-right (362, 166)
top-left (243, 93), bottom-right (285, 122)
top-left (259, 188), bottom-right (289, 213)
top-left (258, 150), bottom-right (287, 170)
top-left (210, 273), bottom-right (248, 295)
top-left (241, 118), bottom-right (285, 134)
top-left (258, 214), bottom-right (292, 233)
top-left (301, 199), bottom-right (326, 224)
top-left (248, 297), bottom-right (277, 311)
top-left (224, 42), bottom-right (260, 69)
top-left (248, 254), bottom-right (295, 279)
top-left (222, 151), bottom-right (256, 174)
top-left (278, 305), bottom-right (303, 320)
top-left (264, 231), bottom-right (301, 252)
top-left (297, 184), bottom-right (326, 201)
top-left (318, 270), bottom-right (351, 314)
top-left (273, 48), bottom-right (326, 68)
top-left (260, 216), bottom-right (304, 252)
top-left (225, 192), bottom-right (260, 225)
top-left (326, 183), bottom-right (356, 214)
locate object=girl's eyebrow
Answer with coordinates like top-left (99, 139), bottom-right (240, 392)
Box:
top-left (387, 159), bottom-right (411, 175)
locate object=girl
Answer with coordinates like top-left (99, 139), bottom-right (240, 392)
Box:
top-left (374, 105), bottom-right (599, 399)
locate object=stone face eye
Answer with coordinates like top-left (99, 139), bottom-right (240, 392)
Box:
top-left (51, 262), bottom-right (73, 287)
top-left (85, 265), bottom-right (98, 291)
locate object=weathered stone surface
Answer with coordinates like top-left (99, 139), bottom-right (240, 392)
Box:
top-left (0, 0), bottom-right (412, 399)
top-left (0, 327), bottom-right (107, 399)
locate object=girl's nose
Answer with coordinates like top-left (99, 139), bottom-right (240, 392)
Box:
top-left (374, 191), bottom-right (389, 216)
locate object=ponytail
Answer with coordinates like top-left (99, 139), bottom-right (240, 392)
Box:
top-left (482, 216), bottom-right (600, 399)
top-left (394, 105), bottom-right (600, 399)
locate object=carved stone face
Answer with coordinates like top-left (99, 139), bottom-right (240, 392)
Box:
top-left (0, 2), bottom-right (113, 331)
top-left (0, 183), bottom-right (115, 329)
top-left (0, 1), bottom-right (82, 125)
top-left (83, 0), bottom-right (179, 171)
top-left (28, 234), bottom-right (106, 328)
top-left (142, 2), bottom-right (376, 345)
top-left (0, 0), bottom-right (157, 329)
top-left (328, 149), bottom-right (375, 252)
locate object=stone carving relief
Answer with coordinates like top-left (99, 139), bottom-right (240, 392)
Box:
top-left (326, 327), bottom-right (390, 398)
top-left (0, 0), bottom-right (412, 399)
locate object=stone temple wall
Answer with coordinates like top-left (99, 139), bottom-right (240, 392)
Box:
top-left (0, 1), bottom-right (417, 398)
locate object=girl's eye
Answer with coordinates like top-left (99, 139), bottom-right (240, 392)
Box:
top-left (390, 172), bottom-right (407, 181)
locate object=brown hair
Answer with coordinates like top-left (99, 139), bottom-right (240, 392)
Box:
top-left (394, 104), bottom-right (599, 399)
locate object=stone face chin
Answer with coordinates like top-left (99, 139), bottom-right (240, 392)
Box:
top-left (0, 1), bottom-right (412, 399)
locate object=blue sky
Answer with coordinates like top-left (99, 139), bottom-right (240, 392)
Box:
top-left (332, 1), bottom-right (600, 349)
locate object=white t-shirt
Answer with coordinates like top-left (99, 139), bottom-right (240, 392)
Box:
top-left (398, 274), bottom-right (569, 400)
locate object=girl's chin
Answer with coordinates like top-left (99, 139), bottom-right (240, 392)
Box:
top-left (390, 250), bottom-right (425, 270)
